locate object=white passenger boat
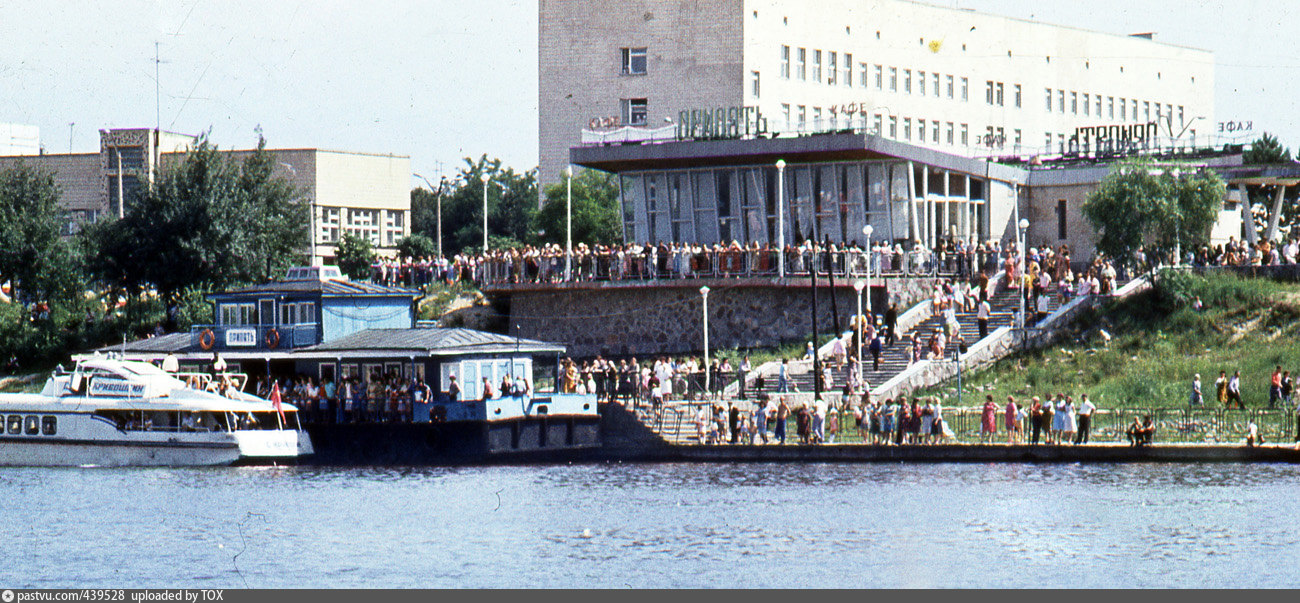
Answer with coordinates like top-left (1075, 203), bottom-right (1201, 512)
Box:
top-left (0, 357), bottom-right (313, 467)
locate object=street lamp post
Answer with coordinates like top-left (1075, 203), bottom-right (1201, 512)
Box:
top-left (413, 173), bottom-right (447, 259)
top-left (776, 159), bottom-right (787, 278)
top-left (853, 279), bottom-right (866, 379)
top-left (565, 165), bottom-right (574, 282)
top-left (862, 224), bottom-right (874, 318)
top-left (1017, 218), bottom-right (1030, 334)
top-left (700, 286), bottom-right (711, 399)
top-left (480, 173), bottom-right (491, 252)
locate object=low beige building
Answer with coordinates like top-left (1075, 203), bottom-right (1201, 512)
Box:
top-left (0, 128), bottom-right (410, 264)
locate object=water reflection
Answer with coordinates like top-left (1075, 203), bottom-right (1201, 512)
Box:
top-left (4, 462), bottom-right (1300, 587)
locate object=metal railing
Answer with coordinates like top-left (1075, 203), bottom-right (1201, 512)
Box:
top-left (636, 403), bottom-right (1300, 446)
top-left (471, 248), bottom-right (996, 286)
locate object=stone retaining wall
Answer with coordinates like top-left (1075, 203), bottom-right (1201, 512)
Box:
top-left (497, 276), bottom-right (943, 358)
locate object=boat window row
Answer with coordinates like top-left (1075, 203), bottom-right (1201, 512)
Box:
top-left (4, 415), bottom-right (57, 436)
top-left (91, 409), bottom-right (298, 433)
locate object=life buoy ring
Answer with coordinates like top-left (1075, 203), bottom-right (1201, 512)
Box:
top-left (199, 329), bottom-right (216, 350)
top-left (264, 328), bottom-right (280, 349)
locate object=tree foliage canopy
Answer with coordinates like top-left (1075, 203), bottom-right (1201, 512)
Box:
top-left (1243, 133), bottom-right (1292, 165)
top-left (1082, 158), bottom-right (1226, 267)
top-left (335, 233), bottom-right (375, 280)
top-left (410, 155), bottom-right (539, 257)
top-left (84, 135), bottom-right (308, 301)
top-left (0, 162), bottom-right (80, 302)
top-left (535, 168), bottom-right (622, 247)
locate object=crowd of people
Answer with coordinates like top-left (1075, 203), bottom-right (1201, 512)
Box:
top-left (368, 237), bottom-right (1027, 289)
top-left (557, 355), bottom-right (744, 404)
top-left (251, 371), bottom-right (435, 424)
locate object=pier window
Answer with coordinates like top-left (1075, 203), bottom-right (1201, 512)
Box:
top-left (220, 303), bottom-right (255, 326)
top-left (24, 415), bottom-right (39, 435)
top-left (6, 415), bottom-right (19, 434)
top-left (41, 416), bottom-right (56, 436)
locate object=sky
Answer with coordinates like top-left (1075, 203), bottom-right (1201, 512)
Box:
top-left (2, 0), bottom-right (1298, 187)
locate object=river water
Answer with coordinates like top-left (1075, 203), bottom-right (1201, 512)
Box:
top-left (3, 462), bottom-right (1298, 588)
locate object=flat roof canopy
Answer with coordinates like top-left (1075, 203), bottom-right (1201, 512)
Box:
top-left (571, 132), bottom-right (1028, 184)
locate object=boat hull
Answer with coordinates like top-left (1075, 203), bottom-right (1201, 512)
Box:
top-left (0, 436), bottom-right (242, 467)
top-left (305, 414), bottom-right (602, 465)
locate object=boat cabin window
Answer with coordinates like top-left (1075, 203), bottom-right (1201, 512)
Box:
top-left (92, 410), bottom-right (232, 433)
top-left (24, 415), bottom-right (39, 435)
top-left (7, 415), bottom-right (21, 434)
top-left (41, 416), bottom-right (57, 436)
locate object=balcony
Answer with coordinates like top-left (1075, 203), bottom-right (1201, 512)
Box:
top-left (190, 324), bottom-right (320, 352)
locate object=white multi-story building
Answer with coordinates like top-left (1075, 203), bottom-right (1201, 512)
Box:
top-left (540, 0), bottom-right (1215, 197)
top-left (0, 123), bottom-right (40, 156)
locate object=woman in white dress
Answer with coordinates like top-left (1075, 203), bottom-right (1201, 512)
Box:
top-left (1062, 395), bottom-right (1078, 443)
top-left (1052, 395), bottom-right (1069, 444)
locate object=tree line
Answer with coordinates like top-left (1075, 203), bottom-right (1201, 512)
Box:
top-left (335, 156), bottom-right (621, 277)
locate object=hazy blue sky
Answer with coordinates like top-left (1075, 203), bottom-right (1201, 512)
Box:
top-left (2, 1), bottom-right (1297, 187)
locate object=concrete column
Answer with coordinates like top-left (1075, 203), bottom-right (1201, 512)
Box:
top-left (921, 164), bottom-right (931, 246)
top-left (1263, 185), bottom-right (1288, 243)
top-left (1241, 184), bottom-right (1258, 247)
top-left (942, 170), bottom-right (951, 241)
top-left (907, 161), bottom-right (920, 244)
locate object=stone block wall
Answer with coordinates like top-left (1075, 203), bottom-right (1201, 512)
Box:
top-left (497, 276), bottom-right (942, 358)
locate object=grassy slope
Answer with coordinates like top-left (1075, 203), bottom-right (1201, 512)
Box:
top-left (931, 271), bottom-right (1300, 410)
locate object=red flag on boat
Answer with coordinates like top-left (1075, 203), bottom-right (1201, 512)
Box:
top-left (270, 381), bottom-right (286, 424)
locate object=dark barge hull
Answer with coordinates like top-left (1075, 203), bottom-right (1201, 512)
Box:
top-left (304, 414), bottom-right (602, 465)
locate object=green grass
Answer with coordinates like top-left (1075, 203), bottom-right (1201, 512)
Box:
top-left (416, 281), bottom-right (482, 321)
top-left (922, 270), bottom-right (1300, 411)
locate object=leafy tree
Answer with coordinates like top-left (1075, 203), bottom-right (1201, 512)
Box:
top-left (0, 162), bottom-right (81, 302)
top-left (535, 168), bottom-right (622, 247)
top-left (335, 233), bottom-right (375, 280)
top-left (433, 155), bottom-right (539, 256)
top-left (1082, 157), bottom-right (1225, 273)
top-left (84, 134), bottom-right (308, 303)
top-left (1243, 133), bottom-right (1292, 165)
top-left (396, 233), bottom-right (437, 260)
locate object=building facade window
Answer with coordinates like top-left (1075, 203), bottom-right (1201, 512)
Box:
top-left (843, 53), bottom-right (852, 86)
top-left (1120, 98), bottom-right (1127, 120)
top-left (827, 51), bottom-right (837, 84)
top-left (620, 47), bottom-right (647, 75)
top-left (904, 69), bottom-right (912, 94)
top-left (919, 71), bottom-right (926, 95)
top-left (1045, 88), bottom-right (1052, 112)
top-left (888, 116), bottom-right (897, 138)
top-left (1070, 91), bottom-right (1077, 114)
top-left (903, 118), bottom-right (912, 140)
top-left (960, 77), bottom-right (968, 101)
top-left (798, 48), bottom-right (807, 80)
top-left (798, 105), bottom-right (807, 128)
top-left (1057, 199), bottom-right (1068, 239)
top-left (996, 82), bottom-right (1004, 106)
top-left (1095, 94), bottom-right (1102, 117)
top-left (918, 119), bottom-right (926, 141)
top-left (1057, 90), bottom-right (1065, 113)
top-left (946, 122), bottom-right (954, 144)
top-left (960, 123), bottom-right (968, 145)
top-left (932, 120), bottom-right (940, 143)
top-left (813, 49), bottom-right (822, 82)
top-left (1108, 96), bottom-right (1115, 119)
top-left (1014, 128), bottom-right (1022, 146)
top-left (1083, 93), bottom-right (1089, 116)
top-left (1014, 84), bottom-right (1022, 108)
top-left (860, 63), bottom-right (869, 88)
top-left (889, 67), bottom-right (897, 91)
top-left (780, 45), bottom-right (790, 79)
top-left (932, 73), bottom-right (940, 97)
top-left (985, 81), bottom-right (994, 105)
top-left (751, 71), bottom-right (761, 98)
top-left (873, 114), bottom-right (883, 134)
top-left (622, 98), bottom-right (648, 126)
top-left (875, 64), bottom-right (883, 89)
top-left (1144, 101), bottom-right (1150, 122)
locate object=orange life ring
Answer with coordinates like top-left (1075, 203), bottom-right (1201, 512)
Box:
top-left (265, 328), bottom-right (280, 349)
top-left (199, 329), bottom-right (216, 350)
